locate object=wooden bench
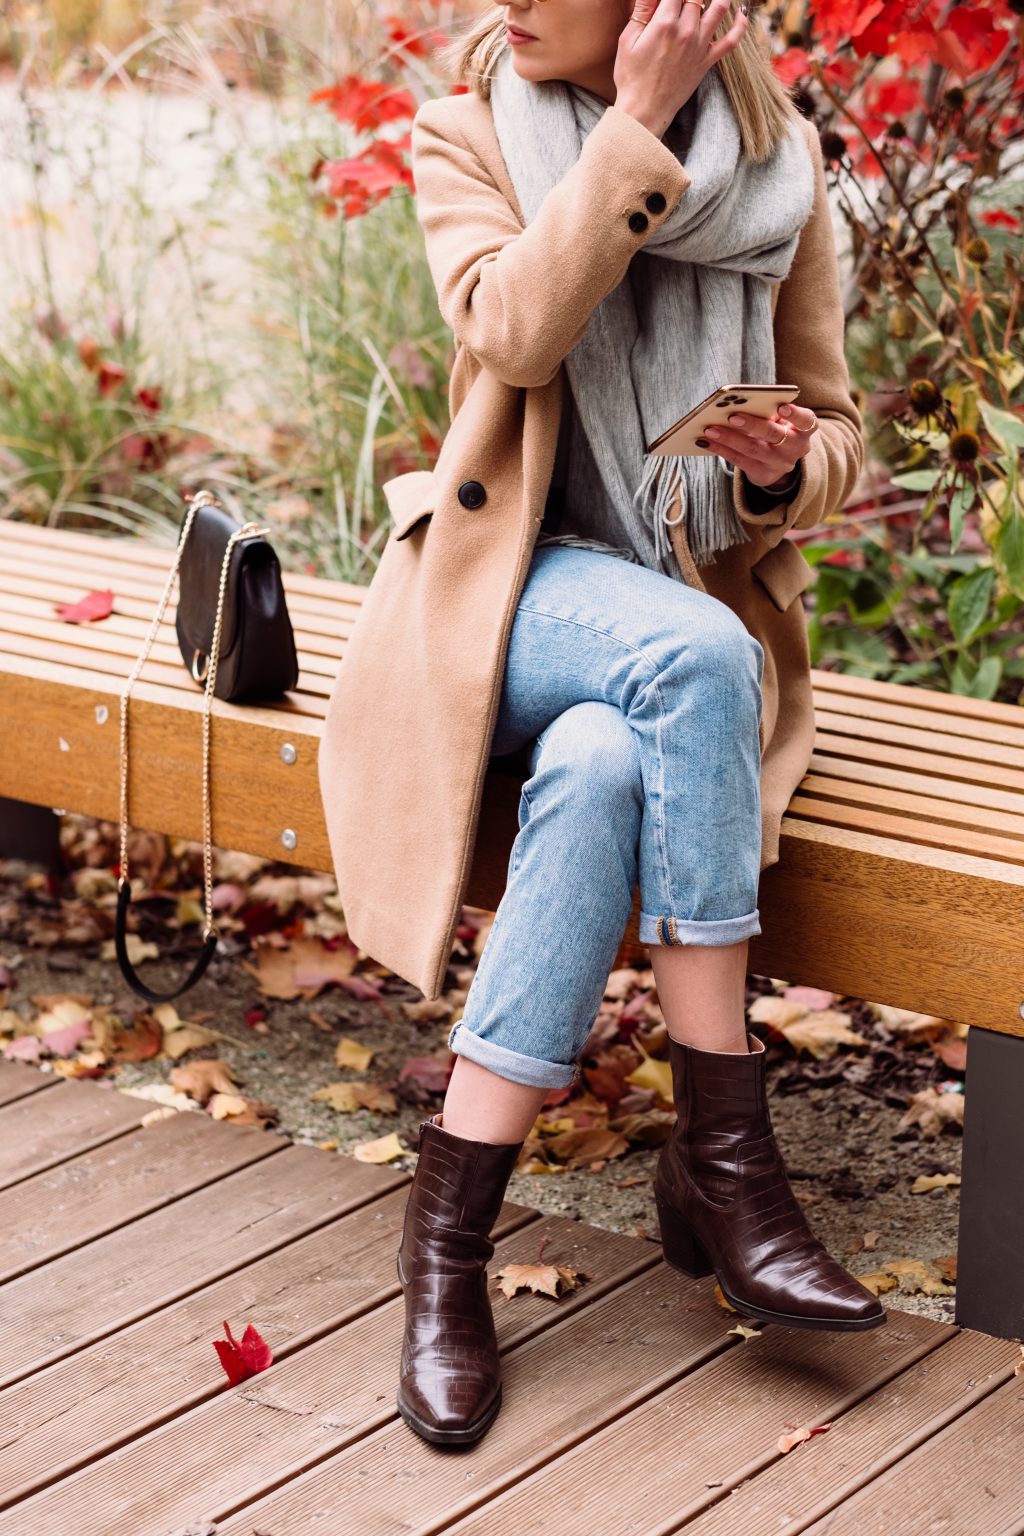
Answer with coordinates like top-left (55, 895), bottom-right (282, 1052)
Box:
top-left (2, 516), bottom-right (1023, 1342)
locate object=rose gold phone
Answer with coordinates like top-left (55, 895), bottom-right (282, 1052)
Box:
top-left (647, 384), bottom-right (801, 457)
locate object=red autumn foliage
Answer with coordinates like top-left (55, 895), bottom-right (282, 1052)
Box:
top-left (54, 589), bottom-right (115, 623)
top-left (212, 1319), bottom-right (274, 1385)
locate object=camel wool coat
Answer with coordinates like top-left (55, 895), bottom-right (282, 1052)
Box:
top-left (317, 86), bottom-right (864, 1001)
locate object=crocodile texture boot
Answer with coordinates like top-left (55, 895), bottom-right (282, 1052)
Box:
top-left (396, 1110), bottom-right (525, 1445)
top-left (654, 1031), bottom-right (886, 1331)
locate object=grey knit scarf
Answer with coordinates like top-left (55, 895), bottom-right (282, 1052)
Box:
top-left (489, 46), bottom-right (815, 574)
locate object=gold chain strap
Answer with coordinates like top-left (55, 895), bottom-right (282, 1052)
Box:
top-left (118, 490), bottom-right (269, 939)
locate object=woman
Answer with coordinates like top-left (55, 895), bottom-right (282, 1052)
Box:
top-left (317, 0), bottom-right (884, 1449)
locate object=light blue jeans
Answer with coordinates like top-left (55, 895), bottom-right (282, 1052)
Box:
top-left (447, 544), bottom-right (766, 1090)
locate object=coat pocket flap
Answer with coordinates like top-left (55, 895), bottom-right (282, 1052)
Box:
top-left (383, 469), bottom-right (436, 540)
top-left (750, 537), bottom-right (815, 612)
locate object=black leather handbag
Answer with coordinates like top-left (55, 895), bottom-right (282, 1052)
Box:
top-left (114, 489), bottom-right (299, 1004)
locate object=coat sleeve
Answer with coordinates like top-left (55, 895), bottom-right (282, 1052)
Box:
top-left (730, 116), bottom-right (865, 548)
top-left (410, 96), bottom-right (692, 390)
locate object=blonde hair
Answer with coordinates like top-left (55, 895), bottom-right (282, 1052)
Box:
top-left (430, 8), bottom-right (802, 164)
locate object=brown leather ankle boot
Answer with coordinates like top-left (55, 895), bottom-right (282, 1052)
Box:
top-left (654, 1031), bottom-right (886, 1331)
top-left (395, 1110), bottom-right (525, 1444)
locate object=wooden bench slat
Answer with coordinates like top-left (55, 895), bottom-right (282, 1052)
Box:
top-left (788, 790), bottom-right (1024, 863)
top-left (0, 517), bottom-right (368, 601)
top-left (811, 726), bottom-right (1024, 794)
top-left (814, 706), bottom-right (1024, 772)
top-left (812, 684), bottom-right (1024, 750)
top-left (812, 664), bottom-right (1024, 728)
top-left (0, 611), bottom-right (341, 680)
top-left (0, 648), bottom-right (327, 719)
top-left (796, 770), bottom-right (1024, 836)
top-left (805, 752), bottom-right (1024, 819)
top-left (0, 591), bottom-right (350, 659)
top-left (0, 556), bottom-right (363, 625)
top-left (0, 630), bottom-right (333, 698)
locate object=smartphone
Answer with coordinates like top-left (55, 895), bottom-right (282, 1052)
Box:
top-left (647, 384), bottom-right (801, 457)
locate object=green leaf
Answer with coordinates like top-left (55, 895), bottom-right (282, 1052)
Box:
top-left (979, 399), bottom-right (1024, 452)
top-left (951, 654), bottom-right (1002, 700)
top-left (996, 512), bottom-right (1024, 599)
top-left (947, 481), bottom-right (976, 553)
top-left (889, 469), bottom-right (941, 491)
top-left (947, 565), bottom-right (995, 645)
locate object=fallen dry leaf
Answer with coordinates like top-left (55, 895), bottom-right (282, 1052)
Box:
top-left (170, 1057), bottom-right (242, 1106)
top-left (778, 1421), bottom-right (832, 1454)
top-left (900, 1088), bottom-right (965, 1137)
top-left (775, 1010), bottom-right (869, 1060)
top-left (334, 1037), bottom-right (375, 1072)
top-left (726, 1323), bottom-right (762, 1340)
top-left (310, 1081), bottom-right (397, 1114)
top-left (492, 1261), bottom-right (584, 1300)
top-left (883, 1257), bottom-right (954, 1296)
top-left (100, 933), bottom-right (159, 966)
top-left (353, 1132), bottom-right (407, 1163)
top-left (242, 936), bottom-right (360, 1000)
top-left (910, 1172), bottom-right (961, 1194)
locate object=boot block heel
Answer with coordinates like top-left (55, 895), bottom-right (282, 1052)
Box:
top-left (655, 1192), bottom-right (715, 1279)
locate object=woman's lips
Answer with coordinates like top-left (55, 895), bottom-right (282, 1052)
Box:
top-left (506, 25), bottom-right (538, 42)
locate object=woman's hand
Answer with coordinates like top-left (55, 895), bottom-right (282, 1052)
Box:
top-left (698, 402), bottom-right (819, 492)
top-left (614, 0), bottom-right (749, 141)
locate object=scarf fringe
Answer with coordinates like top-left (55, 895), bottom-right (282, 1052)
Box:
top-left (634, 453), bottom-right (752, 571)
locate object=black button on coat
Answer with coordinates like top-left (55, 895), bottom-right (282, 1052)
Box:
top-left (457, 480), bottom-right (487, 509)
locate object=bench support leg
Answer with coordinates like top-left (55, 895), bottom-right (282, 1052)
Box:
top-left (956, 1025), bottom-right (1024, 1341)
top-left (0, 797), bottom-right (61, 868)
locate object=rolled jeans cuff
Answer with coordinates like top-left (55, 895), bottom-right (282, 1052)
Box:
top-left (638, 908), bottom-right (762, 946)
top-left (447, 1020), bottom-right (579, 1090)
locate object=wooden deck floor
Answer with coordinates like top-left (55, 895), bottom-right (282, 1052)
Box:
top-left (2, 1058), bottom-right (1023, 1536)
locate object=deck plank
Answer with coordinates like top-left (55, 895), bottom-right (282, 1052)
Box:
top-left (796, 1370), bottom-right (1024, 1536)
top-left (206, 1307), bottom-right (949, 1536)
top-left (0, 1112), bottom-right (283, 1283)
top-left (1, 1037), bottom-right (1021, 1532)
top-left (0, 1215), bottom-right (662, 1531)
top-left (0, 1078), bottom-right (150, 1189)
top-left (0, 1143), bottom-right (406, 1384)
top-left (0, 1181), bottom-right (546, 1508)
top-left (675, 1328), bottom-right (1018, 1536)
top-left (0, 1061), bottom-right (62, 1108)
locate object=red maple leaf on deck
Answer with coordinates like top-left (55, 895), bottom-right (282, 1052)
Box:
top-left (212, 1319), bottom-right (274, 1385)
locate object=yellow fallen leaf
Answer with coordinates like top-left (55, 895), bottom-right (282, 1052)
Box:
top-left (910, 1172), bottom-right (961, 1193)
top-left (625, 1036), bottom-right (673, 1104)
top-left (727, 1323), bottom-right (762, 1340)
top-left (100, 934), bottom-right (159, 965)
top-left (778, 1421), bottom-right (832, 1454)
top-left (856, 1267), bottom-right (899, 1296)
top-left (208, 1092), bottom-right (249, 1120)
top-left (311, 1081), bottom-right (397, 1114)
top-left (1014, 1346), bottom-right (1024, 1377)
top-left (883, 1257), bottom-right (954, 1296)
top-left (714, 1283), bottom-right (737, 1313)
top-left (353, 1132), bottom-right (407, 1163)
top-left (334, 1037), bottom-right (375, 1072)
